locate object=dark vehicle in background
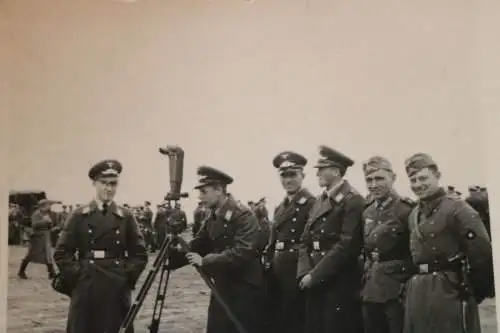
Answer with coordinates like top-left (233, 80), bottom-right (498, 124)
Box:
top-left (8, 190), bottom-right (47, 245)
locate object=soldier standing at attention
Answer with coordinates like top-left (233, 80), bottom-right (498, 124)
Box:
top-left (53, 159), bottom-right (148, 333)
top-left (267, 151), bottom-right (316, 333)
top-left (167, 166), bottom-right (265, 333)
top-left (403, 153), bottom-right (493, 333)
top-left (18, 199), bottom-right (59, 279)
top-left (361, 156), bottom-right (416, 333)
top-left (297, 145), bottom-right (365, 333)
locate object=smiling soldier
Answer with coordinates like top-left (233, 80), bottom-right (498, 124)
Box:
top-left (54, 159), bottom-right (148, 333)
top-left (297, 145), bottom-right (365, 333)
top-left (403, 153), bottom-right (493, 333)
top-left (361, 156), bottom-right (415, 333)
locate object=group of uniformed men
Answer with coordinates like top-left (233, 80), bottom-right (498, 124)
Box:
top-left (16, 145), bottom-right (494, 333)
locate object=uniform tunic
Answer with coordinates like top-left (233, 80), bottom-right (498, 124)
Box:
top-left (54, 200), bottom-right (148, 333)
top-left (269, 188), bottom-right (315, 333)
top-left (25, 210), bottom-right (54, 264)
top-left (403, 189), bottom-right (492, 333)
top-left (168, 196), bottom-right (265, 333)
top-left (361, 192), bottom-right (415, 333)
top-left (297, 180), bottom-right (365, 333)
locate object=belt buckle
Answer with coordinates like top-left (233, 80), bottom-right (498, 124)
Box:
top-left (313, 241), bottom-right (320, 251)
top-left (419, 263), bottom-right (429, 273)
top-left (371, 251), bottom-right (380, 261)
top-left (93, 250), bottom-right (106, 259)
top-left (276, 242), bottom-right (284, 250)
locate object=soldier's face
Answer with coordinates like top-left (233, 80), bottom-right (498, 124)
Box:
top-left (280, 171), bottom-right (304, 194)
top-left (93, 176), bottom-right (119, 202)
top-left (365, 169), bottom-right (395, 199)
top-left (198, 186), bottom-right (223, 208)
top-left (409, 167), bottom-right (440, 199)
top-left (316, 167), bottom-right (338, 187)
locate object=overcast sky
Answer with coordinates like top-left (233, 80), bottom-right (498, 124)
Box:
top-left (6, 0), bottom-right (488, 216)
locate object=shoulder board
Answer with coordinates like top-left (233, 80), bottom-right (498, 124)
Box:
top-left (400, 196), bottom-right (416, 207)
top-left (79, 205), bottom-right (93, 215)
top-left (297, 196), bottom-right (307, 205)
top-left (115, 206), bottom-right (125, 218)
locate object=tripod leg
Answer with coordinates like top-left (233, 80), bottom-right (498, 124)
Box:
top-left (118, 236), bottom-right (173, 333)
top-left (148, 253), bottom-right (172, 333)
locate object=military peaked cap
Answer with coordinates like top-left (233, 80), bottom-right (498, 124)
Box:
top-left (88, 159), bottom-right (122, 180)
top-left (37, 199), bottom-right (61, 207)
top-left (404, 153), bottom-right (437, 176)
top-left (362, 156), bottom-right (393, 175)
top-left (272, 151), bottom-right (307, 174)
top-left (314, 145), bottom-right (354, 170)
top-left (194, 165), bottom-right (234, 189)
top-left (145, 201), bottom-right (151, 205)
top-left (447, 185), bottom-right (456, 192)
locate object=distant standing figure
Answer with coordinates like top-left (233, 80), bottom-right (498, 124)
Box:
top-left (18, 199), bottom-right (59, 279)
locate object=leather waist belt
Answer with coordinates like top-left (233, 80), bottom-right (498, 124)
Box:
top-left (275, 240), bottom-right (300, 252)
top-left (306, 239), bottom-right (336, 252)
top-left (416, 261), bottom-right (460, 274)
top-left (82, 250), bottom-right (128, 260)
top-left (367, 251), bottom-right (407, 263)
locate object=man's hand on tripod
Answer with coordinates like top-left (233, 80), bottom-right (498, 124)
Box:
top-left (186, 252), bottom-right (203, 266)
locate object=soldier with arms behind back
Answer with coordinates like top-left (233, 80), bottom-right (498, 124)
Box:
top-left (297, 146), bottom-right (365, 333)
top-left (361, 156), bottom-right (416, 333)
top-left (53, 159), bottom-right (148, 333)
top-left (267, 151), bottom-right (316, 333)
top-left (167, 166), bottom-right (265, 333)
top-left (402, 153), bottom-right (493, 333)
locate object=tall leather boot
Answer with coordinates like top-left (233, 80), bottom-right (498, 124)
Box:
top-left (47, 264), bottom-right (56, 279)
top-left (18, 259), bottom-right (29, 279)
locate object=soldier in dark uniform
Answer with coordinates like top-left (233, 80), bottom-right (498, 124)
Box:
top-left (168, 202), bottom-right (188, 234)
top-left (167, 165), bottom-right (265, 333)
top-left (53, 159), bottom-right (148, 333)
top-left (465, 185), bottom-right (491, 238)
top-left (18, 199), bottom-right (60, 279)
top-left (361, 156), bottom-right (416, 333)
top-left (402, 153), bottom-right (493, 333)
top-left (154, 203), bottom-right (169, 246)
top-left (266, 151), bottom-right (316, 333)
top-left (193, 201), bottom-right (207, 237)
top-left (297, 146), bottom-right (365, 333)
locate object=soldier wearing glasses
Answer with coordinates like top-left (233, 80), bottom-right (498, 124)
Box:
top-left (361, 156), bottom-right (415, 333)
top-left (402, 153), bottom-right (493, 333)
top-left (54, 159), bottom-right (148, 333)
top-left (297, 146), bottom-right (365, 333)
top-left (266, 151), bottom-right (315, 333)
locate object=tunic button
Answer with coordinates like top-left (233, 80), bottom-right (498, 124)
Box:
top-left (90, 260), bottom-right (94, 264)
top-left (391, 228), bottom-right (396, 232)
top-left (321, 251), bottom-right (326, 256)
top-left (291, 229), bottom-right (295, 232)
top-left (321, 230), bottom-right (325, 234)
top-left (88, 229), bottom-right (92, 234)
top-left (289, 249), bottom-right (294, 252)
top-left (322, 218), bottom-right (326, 221)
top-left (292, 218), bottom-right (297, 222)
top-left (432, 246), bottom-right (436, 250)
top-left (296, 208), bottom-right (300, 212)
top-left (224, 224), bottom-right (228, 228)
top-left (291, 239), bottom-right (295, 243)
top-left (335, 306), bottom-right (340, 311)
top-left (432, 272), bottom-right (437, 276)
top-left (116, 241), bottom-right (120, 244)
top-left (116, 230), bottom-right (120, 234)
top-left (430, 233), bottom-right (435, 238)
top-left (115, 261), bottom-right (119, 265)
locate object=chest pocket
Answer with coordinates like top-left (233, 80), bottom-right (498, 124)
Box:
top-left (207, 218), bottom-right (237, 251)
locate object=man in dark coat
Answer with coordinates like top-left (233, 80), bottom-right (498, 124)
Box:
top-left (167, 165), bottom-right (265, 333)
top-left (18, 199), bottom-right (60, 279)
top-left (402, 153), bottom-right (493, 333)
top-left (465, 186), bottom-right (491, 238)
top-left (53, 159), bottom-right (148, 333)
top-left (168, 202), bottom-right (188, 234)
top-left (361, 156), bottom-right (416, 333)
top-left (266, 151), bottom-right (316, 333)
top-left (297, 145), bottom-right (365, 333)
top-left (154, 203), bottom-right (170, 246)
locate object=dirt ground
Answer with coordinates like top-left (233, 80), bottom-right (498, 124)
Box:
top-left (7, 245), bottom-right (498, 333)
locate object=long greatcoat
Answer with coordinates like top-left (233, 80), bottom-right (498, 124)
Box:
top-left (26, 210), bottom-right (54, 264)
top-left (297, 180), bottom-right (365, 333)
top-left (54, 200), bottom-right (148, 333)
top-left (168, 196), bottom-right (265, 333)
top-left (403, 189), bottom-right (493, 333)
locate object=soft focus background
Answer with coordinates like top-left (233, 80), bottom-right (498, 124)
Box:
top-left (5, 0), bottom-right (487, 216)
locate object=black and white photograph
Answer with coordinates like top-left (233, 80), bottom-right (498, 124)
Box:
top-left (3, 1), bottom-right (500, 333)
